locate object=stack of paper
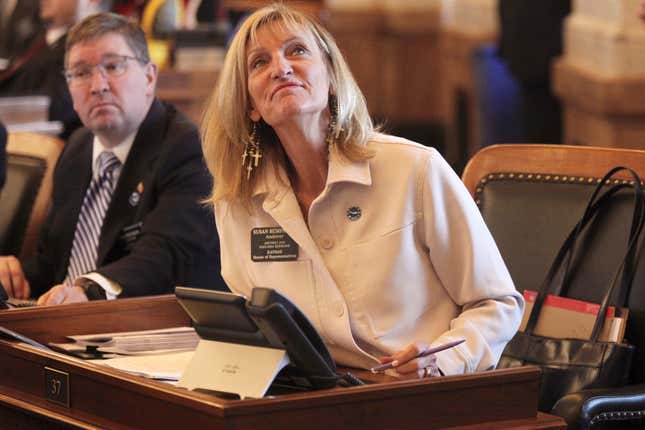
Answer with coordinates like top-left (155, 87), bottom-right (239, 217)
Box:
top-left (50, 326), bottom-right (199, 356)
top-left (99, 351), bottom-right (195, 381)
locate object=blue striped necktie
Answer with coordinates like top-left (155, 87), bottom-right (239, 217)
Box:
top-left (65, 151), bottom-right (121, 285)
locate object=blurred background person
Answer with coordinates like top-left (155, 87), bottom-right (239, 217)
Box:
top-left (498, 0), bottom-right (571, 144)
top-left (0, 0), bottom-right (44, 68)
top-left (0, 12), bottom-right (223, 305)
top-left (0, 0), bottom-right (111, 139)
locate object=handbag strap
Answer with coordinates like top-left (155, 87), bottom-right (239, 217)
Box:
top-left (538, 167), bottom-right (642, 299)
top-left (589, 173), bottom-right (645, 340)
top-left (524, 167), bottom-right (645, 340)
top-left (560, 167), bottom-right (644, 301)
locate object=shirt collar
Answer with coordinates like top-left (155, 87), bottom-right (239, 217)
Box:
top-left (91, 132), bottom-right (136, 176)
top-left (252, 145), bottom-right (372, 202)
top-left (46, 28), bottom-right (67, 46)
top-left (326, 146), bottom-right (372, 187)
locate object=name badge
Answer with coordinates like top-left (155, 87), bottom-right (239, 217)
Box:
top-left (119, 221), bottom-right (143, 250)
top-left (251, 227), bottom-right (298, 262)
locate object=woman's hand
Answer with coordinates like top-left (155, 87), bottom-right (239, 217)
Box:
top-left (378, 343), bottom-right (441, 379)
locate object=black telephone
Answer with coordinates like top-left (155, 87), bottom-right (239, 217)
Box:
top-left (0, 282), bottom-right (37, 309)
top-left (175, 286), bottom-right (339, 390)
top-left (0, 282), bottom-right (8, 310)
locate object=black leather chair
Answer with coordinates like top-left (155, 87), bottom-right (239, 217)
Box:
top-left (0, 132), bottom-right (63, 258)
top-left (462, 144), bottom-right (645, 430)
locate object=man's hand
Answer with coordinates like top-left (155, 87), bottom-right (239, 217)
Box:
top-left (0, 256), bottom-right (31, 299)
top-left (37, 284), bottom-right (88, 306)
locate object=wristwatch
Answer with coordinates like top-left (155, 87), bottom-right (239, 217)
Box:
top-left (74, 278), bottom-right (107, 301)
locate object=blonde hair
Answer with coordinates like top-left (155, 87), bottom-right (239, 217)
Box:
top-left (201, 3), bottom-right (374, 205)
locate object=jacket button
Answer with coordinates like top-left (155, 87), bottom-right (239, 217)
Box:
top-left (320, 238), bottom-right (334, 249)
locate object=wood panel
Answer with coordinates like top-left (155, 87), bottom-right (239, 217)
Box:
top-left (223, 0), bottom-right (324, 15)
top-left (156, 69), bottom-right (218, 125)
top-left (326, 7), bottom-right (442, 124)
top-left (381, 8), bottom-right (442, 123)
top-left (0, 295), bottom-right (189, 344)
top-left (325, 9), bottom-right (385, 118)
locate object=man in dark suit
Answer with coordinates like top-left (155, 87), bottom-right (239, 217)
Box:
top-left (0, 12), bottom-right (223, 304)
top-left (0, 0), bottom-right (110, 138)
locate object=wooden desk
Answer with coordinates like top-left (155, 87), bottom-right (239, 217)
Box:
top-left (0, 297), bottom-right (565, 429)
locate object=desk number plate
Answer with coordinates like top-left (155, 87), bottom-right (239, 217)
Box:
top-left (45, 367), bottom-right (70, 407)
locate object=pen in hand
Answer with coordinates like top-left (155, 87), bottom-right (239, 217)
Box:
top-left (370, 338), bottom-right (466, 373)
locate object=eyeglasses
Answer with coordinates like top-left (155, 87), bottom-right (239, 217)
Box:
top-left (63, 54), bottom-right (146, 87)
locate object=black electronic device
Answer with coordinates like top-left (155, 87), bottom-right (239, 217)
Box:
top-left (0, 281), bottom-right (37, 309)
top-left (175, 286), bottom-right (339, 390)
top-left (0, 281), bottom-right (8, 310)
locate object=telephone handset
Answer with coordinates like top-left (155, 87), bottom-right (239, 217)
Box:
top-left (0, 282), bottom-right (37, 309)
top-left (175, 286), bottom-right (338, 390)
top-left (246, 288), bottom-right (337, 387)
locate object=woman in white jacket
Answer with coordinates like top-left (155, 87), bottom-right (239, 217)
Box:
top-left (201, 3), bottom-right (524, 379)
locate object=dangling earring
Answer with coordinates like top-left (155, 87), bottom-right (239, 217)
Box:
top-left (326, 94), bottom-right (339, 147)
top-left (242, 121), bottom-right (263, 179)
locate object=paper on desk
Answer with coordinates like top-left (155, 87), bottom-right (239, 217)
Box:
top-left (99, 350), bottom-right (195, 380)
top-left (67, 326), bottom-right (199, 355)
top-left (69, 326), bottom-right (195, 344)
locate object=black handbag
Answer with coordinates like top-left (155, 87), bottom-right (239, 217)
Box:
top-left (498, 167), bottom-right (645, 412)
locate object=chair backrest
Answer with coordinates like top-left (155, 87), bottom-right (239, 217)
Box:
top-left (0, 132), bottom-right (63, 259)
top-left (462, 144), bottom-right (645, 384)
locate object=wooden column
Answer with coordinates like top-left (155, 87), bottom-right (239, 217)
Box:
top-left (381, 7), bottom-right (442, 124)
top-left (325, 8), bottom-right (386, 118)
top-left (326, 5), bottom-right (443, 143)
top-left (554, 2), bottom-right (645, 150)
top-left (553, 59), bottom-right (645, 150)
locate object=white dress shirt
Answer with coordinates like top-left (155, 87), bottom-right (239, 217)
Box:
top-left (74, 134), bottom-right (136, 299)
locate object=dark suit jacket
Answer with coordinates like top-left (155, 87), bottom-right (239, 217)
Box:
top-left (23, 100), bottom-right (225, 297)
top-left (0, 33), bottom-right (81, 139)
top-left (498, 0), bottom-right (571, 84)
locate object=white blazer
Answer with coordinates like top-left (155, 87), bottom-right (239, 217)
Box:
top-left (214, 133), bottom-right (524, 375)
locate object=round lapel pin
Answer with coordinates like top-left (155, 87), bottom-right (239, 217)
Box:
top-left (129, 181), bottom-right (144, 207)
top-left (346, 206), bottom-right (362, 221)
top-left (129, 191), bottom-right (140, 207)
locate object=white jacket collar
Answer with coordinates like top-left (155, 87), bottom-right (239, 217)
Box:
top-left (252, 145), bottom-right (372, 206)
